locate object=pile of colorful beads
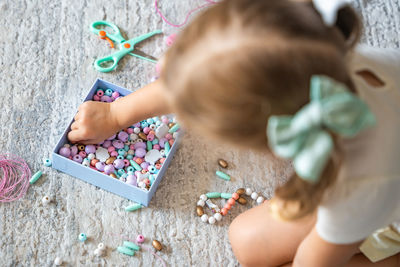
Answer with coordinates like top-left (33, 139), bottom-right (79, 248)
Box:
top-left (196, 188), bottom-right (266, 224)
top-left (58, 87), bottom-right (180, 191)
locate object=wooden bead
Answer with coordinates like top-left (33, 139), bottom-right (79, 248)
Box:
top-left (196, 206), bottom-right (204, 217)
top-left (217, 159), bottom-right (228, 168)
top-left (138, 132), bottom-right (147, 141)
top-left (168, 122), bottom-right (175, 128)
top-left (105, 157), bottom-right (116, 165)
top-left (237, 197), bottom-right (247, 205)
top-left (110, 173), bottom-right (117, 179)
top-left (236, 188), bottom-right (245, 195)
top-left (152, 240), bottom-right (162, 251)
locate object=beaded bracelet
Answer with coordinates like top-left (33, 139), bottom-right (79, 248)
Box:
top-left (196, 188), bottom-right (266, 224)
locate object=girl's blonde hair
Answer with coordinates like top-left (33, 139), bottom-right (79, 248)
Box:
top-left (161, 0), bottom-right (361, 220)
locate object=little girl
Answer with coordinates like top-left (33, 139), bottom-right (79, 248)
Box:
top-left (68, 0), bottom-right (400, 266)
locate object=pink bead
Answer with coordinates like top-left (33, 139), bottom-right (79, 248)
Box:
top-left (112, 91), bottom-right (120, 98)
top-left (110, 151), bottom-right (118, 157)
top-left (123, 159), bottom-right (130, 167)
top-left (79, 151), bottom-right (87, 158)
top-left (165, 133), bottom-right (173, 140)
top-left (135, 158), bottom-right (143, 164)
top-left (59, 147), bottom-right (71, 157)
top-left (107, 146), bottom-right (115, 152)
top-left (162, 118), bottom-right (169, 124)
top-left (96, 90), bottom-right (104, 97)
top-left (168, 139), bottom-right (174, 146)
top-left (232, 193), bottom-right (239, 200)
top-left (228, 198), bottom-right (235, 206)
top-left (136, 234), bottom-right (145, 243)
top-left (70, 145), bottom-right (78, 156)
top-left (224, 203), bottom-right (231, 210)
top-left (143, 127), bottom-right (150, 134)
top-left (127, 128), bottom-right (134, 134)
top-left (153, 144), bottom-right (160, 150)
top-left (155, 163), bottom-right (161, 170)
top-left (129, 144), bottom-right (135, 150)
top-left (102, 140), bottom-right (112, 148)
top-left (93, 95), bottom-right (100, 101)
top-left (159, 158), bottom-right (166, 164)
top-left (165, 33), bottom-right (177, 46)
top-left (143, 178), bottom-right (150, 185)
top-left (147, 133), bottom-right (155, 141)
top-left (221, 208), bottom-right (228, 216)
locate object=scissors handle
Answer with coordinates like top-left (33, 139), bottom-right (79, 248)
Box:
top-left (90, 21), bottom-right (126, 44)
top-left (94, 49), bottom-right (131, 73)
top-left (128, 30), bottom-right (163, 46)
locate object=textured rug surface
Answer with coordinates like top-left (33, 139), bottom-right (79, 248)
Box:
top-left (0, 0), bottom-right (398, 266)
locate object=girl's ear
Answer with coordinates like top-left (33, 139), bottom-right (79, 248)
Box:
top-left (335, 6), bottom-right (361, 49)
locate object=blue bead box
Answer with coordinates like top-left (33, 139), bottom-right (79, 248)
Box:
top-left (51, 79), bottom-right (181, 206)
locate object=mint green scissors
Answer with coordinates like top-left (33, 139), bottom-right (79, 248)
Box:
top-left (90, 21), bottom-right (162, 73)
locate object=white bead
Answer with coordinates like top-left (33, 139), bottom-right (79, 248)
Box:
top-left (63, 144), bottom-right (71, 148)
top-left (256, 196), bottom-right (265, 204)
top-left (97, 243), bottom-right (106, 250)
top-left (130, 133), bottom-right (138, 140)
top-left (214, 213), bottom-right (222, 221)
top-left (201, 214), bottom-right (209, 223)
top-left (208, 216), bottom-right (216, 224)
top-left (160, 149), bottom-right (166, 156)
top-left (199, 194), bottom-right (207, 201)
top-left (245, 188), bottom-right (253, 196)
top-left (54, 257), bottom-right (62, 265)
top-left (161, 115), bottom-right (168, 121)
top-left (42, 195), bottom-right (51, 205)
top-left (172, 117), bottom-right (177, 123)
top-left (197, 199), bottom-right (205, 207)
top-left (87, 153), bottom-right (95, 160)
top-left (138, 182), bottom-right (146, 189)
top-left (155, 123), bottom-right (169, 139)
top-left (94, 248), bottom-right (104, 257)
top-left (149, 124), bottom-right (156, 130)
top-left (128, 149), bottom-right (135, 155)
top-left (82, 159), bottom-right (90, 167)
top-left (133, 127), bottom-right (141, 134)
top-left (251, 192), bottom-right (258, 200)
top-left (173, 132), bottom-right (179, 139)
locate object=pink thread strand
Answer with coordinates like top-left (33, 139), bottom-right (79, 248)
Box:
top-left (155, 0), bottom-right (217, 27)
top-left (0, 154), bottom-right (31, 202)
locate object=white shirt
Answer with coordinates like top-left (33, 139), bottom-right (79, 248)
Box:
top-left (316, 45), bottom-right (400, 244)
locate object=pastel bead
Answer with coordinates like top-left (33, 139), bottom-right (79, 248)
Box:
top-left (130, 160), bottom-right (142, 171)
top-left (216, 171), bottom-right (230, 181)
top-left (197, 200), bottom-right (205, 207)
top-left (221, 208), bottom-right (228, 216)
top-left (104, 164), bottom-right (115, 174)
top-left (78, 233), bottom-right (87, 242)
top-left (147, 133), bottom-right (155, 141)
top-left (125, 203), bottom-right (143, 212)
top-left (201, 214), bottom-right (208, 223)
top-left (113, 159), bottom-right (125, 169)
top-left (134, 142), bottom-right (146, 150)
top-left (135, 148), bottom-right (146, 158)
top-left (165, 133), bottom-right (173, 140)
top-left (135, 157), bottom-right (143, 164)
top-left (126, 175), bottom-right (137, 186)
top-left (112, 140), bottom-right (124, 149)
top-left (214, 213), bottom-right (222, 221)
top-left (224, 203), bottom-right (231, 210)
top-left (54, 257), bottom-right (62, 266)
top-left (232, 193), bottom-right (239, 200)
top-left (208, 216), bottom-right (216, 224)
top-left (256, 196), bottom-right (265, 204)
top-left (155, 124), bottom-right (169, 139)
top-left (118, 131), bottom-right (129, 142)
top-left (168, 123), bottom-right (180, 133)
top-left (78, 151), bottom-right (87, 158)
top-left (147, 141), bottom-right (153, 151)
top-left (153, 144), bottom-right (160, 150)
top-left (102, 140), bottom-right (112, 148)
top-left (85, 145), bottom-right (96, 154)
top-left (70, 145), bottom-right (78, 156)
top-left (73, 155), bottom-right (83, 163)
top-left (87, 153), bottom-right (95, 160)
top-left (136, 234), bottom-right (145, 243)
top-left (112, 91), bottom-right (120, 98)
top-left (110, 151), bottom-right (118, 157)
top-left (105, 88), bottom-right (113, 96)
top-left (164, 141), bottom-right (170, 154)
top-left (43, 158), bottom-right (52, 167)
top-left (228, 198), bottom-right (236, 206)
top-left (93, 95), bottom-right (100, 101)
top-left (245, 188), bottom-right (253, 196)
top-left (30, 170), bottom-right (43, 184)
top-left (95, 162), bottom-right (106, 171)
top-left (140, 162), bottom-right (150, 170)
top-left (117, 246), bottom-right (135, 256)
top-left (127, 128), bottom-right (134, 134)
top-left (124, 241), bottom-right (140, 251)
top-left (107, 134), bottom-right (116, 140)
top-left (143, 127), bottom-right (150, 134)
top-left (98, 243), bottom-right (106, 250)
top-left (206, 192), bottom-right (221, 199)
top-left (251, 192), bottom-right (259, 200)
top-left (165, 33), bottom-right (177, 46)
top-left (59, 147), bottom-right (71, 157)
top-left (101, 95), bottom-right (112, 102)
top-left (133, 127), bottom-right (141, 134)
top-left (96, 89), bottom-right (104, 96)
top-left (200, 194), bottom-right (208, 201)
top-left (42, 195), bottom-right (51, 205)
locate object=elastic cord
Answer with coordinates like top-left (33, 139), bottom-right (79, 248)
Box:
top-left (155, 0), bottom-right (218, 28)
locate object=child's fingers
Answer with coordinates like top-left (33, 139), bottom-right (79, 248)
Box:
top-left (67, 129), bottom-right (85, 143)
top-left (74, 112), bottom-right (81, 121)
top-left (70, 121), bottom-right (79, 130)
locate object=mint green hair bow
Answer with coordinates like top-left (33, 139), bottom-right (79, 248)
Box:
top-left (267, 75), bottom-right (376, 183)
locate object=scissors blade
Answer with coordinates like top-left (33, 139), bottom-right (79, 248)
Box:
top-left (128, 50), bottom-right (158, 62)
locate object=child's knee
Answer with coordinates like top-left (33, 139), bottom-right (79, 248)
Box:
top-left (229, 212), bottom-right (273, 267)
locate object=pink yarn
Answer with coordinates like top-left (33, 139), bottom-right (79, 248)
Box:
top-left (0, 154), bottom-right (31, 202)
top-left (155, 0), bottom-right (218, 27)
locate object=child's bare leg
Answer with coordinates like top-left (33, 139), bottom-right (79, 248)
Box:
top-left (228, 202), bottom-right (316, 267)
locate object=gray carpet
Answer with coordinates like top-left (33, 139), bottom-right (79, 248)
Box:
top-left (0, 0), bottom-right (398, 266)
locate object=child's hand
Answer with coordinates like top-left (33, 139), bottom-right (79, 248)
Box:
top-left (67, 101), bottom-right (120, 144)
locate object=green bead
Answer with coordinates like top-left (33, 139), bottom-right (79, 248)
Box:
top-left (168, 123), bottom-right (180, 133)
top-left (123, 241), bottom-right (140, 251)
top-left (78, 233), bottom-right (87, 242)
top-left (165, 141), bottom-right (170, 154)
top-left (125, 203), bottom-right (143, 212)
top-left (147, 140), bottom-right (153, 151)
top-left (29, 170), bottom-right (42, 184)
top-left (130, 160), bottom-right (142, 171)
top-left (216, 171), bottom-right (230, 181)
top-left (117, 246), bottom-right (135, 256)
top-left (206, 192), bottom-right (221, 199)
top-left (221, 193), bottom-right (232, 199)
top-left (43, 158), bottom-right (52, 167)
